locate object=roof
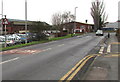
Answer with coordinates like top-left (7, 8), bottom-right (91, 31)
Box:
top-left (64, 21), bottom-right (94, 26)
top-left (8, 19), bottom-right (29, 22)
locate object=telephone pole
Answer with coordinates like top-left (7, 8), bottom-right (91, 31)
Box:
top-left (25, 0), bottom-right (28, 43)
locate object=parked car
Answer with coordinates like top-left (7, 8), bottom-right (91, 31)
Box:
top-left (0, 36), bottom-right (5, 47)
top-left (11, 34), bottom-right (21, 44)
top-left (96, 30), bottom-right (104, 36)
top-left (17, 34), bottom-right (27, 43)
top-left (17, 33), bottom-right (33, 43)
top-left (6, 35), bottom-right (16, 46)
top-left (0, 35), bottom-right (15, 46)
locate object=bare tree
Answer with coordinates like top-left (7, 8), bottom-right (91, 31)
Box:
top-left (51, 12), bottom-right (63, 36)
top-left (51, 12), bottom-right (63, 26)
top-left (91, 0), bottom-right (108, 31)
top-left (51, 11), bottom-right (75, 36)
top-left (51, 11), bottom-right (74, 26)
top-left (62, 11), bottom-right (75, 23)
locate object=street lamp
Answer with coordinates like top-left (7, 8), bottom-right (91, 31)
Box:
top-left (74, 7), bottom-right (78, 21)
top-left (0, 0), bottom-right (3, 35)
top-left (25, 0), bottom-right (28, 44)
top-left (73, 7), bottom-right (78, 35)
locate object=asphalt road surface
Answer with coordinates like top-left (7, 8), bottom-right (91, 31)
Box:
top-left (2, 33), bottom-right (106, 80)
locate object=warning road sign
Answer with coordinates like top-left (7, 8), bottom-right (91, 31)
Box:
top-left (2, 18), bottom-right (9, 25)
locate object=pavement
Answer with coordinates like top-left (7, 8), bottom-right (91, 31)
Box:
top-left (84, 33), bottom-right (120, 80)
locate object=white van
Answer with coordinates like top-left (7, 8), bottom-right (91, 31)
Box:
top-left (96, 30), bottom-right (104, 36)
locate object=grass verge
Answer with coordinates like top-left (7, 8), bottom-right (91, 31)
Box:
top-left (1, 34), bottom-right (82, 51)
top-left (1, 40), bottom-right (49, 51)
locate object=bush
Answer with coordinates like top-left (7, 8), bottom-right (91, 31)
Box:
top-left (31, 33), bottom-right (48, 41)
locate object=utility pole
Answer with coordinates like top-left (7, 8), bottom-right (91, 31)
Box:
top-left (25, 0), bottom-right (28, 44)
top-left (73, 7), bottom-right (78, 36)
top-left (0, 0), bottom-right (3, 35)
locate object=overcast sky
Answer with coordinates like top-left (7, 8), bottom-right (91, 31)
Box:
top-left (0, 0), bottom-right (120, 25)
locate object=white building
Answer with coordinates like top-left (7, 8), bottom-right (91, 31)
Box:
top-left (106, 22), bottom-right (119, 28)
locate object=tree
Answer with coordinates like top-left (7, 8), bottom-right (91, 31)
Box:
top-left (91, 0), bottom-right (108, 31)
top-left (29, 21), bottom-right (51, 40)
top-left (62, 11), bottom-right (75, 23)
top-left (29, 21), bottom-right (44, 33)
top-left (51, 11), bottom-right (75, 36)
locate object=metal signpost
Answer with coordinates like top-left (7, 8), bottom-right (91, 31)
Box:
top-left (2, 15), bottom-right (9, 47)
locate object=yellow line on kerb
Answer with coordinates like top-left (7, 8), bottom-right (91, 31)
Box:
top-left (104, 54), bottom-right (120, 57)
top-left (110, 42), bottom-right (120, 45)
top-left (59, 55), bottom-right (90, 81)
top-left (66, 55), bottom-right (94, 81)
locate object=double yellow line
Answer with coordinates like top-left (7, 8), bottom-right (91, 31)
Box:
top-left (59, 55), bottom-right (96, 82)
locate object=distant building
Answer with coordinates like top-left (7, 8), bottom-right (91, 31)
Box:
top-left (105, 21), bottom-right (120, 29)
top-left (105, 22), bottom-right (118, 29)
top-left (0, 19), bottom-right (33, 34)
top-left (103, 21), bottom-right (120, 31)
top-left (63, 22), bottom-right (94, 34)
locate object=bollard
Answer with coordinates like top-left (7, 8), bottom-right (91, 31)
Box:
top-left (108, 33), bottom-right (110, 38)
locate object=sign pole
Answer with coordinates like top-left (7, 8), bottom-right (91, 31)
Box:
top-left (4, 15), bottom-right (7, 47)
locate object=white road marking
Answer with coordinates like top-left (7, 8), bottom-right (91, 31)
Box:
top-left (58, 44), bottom-right (65, 47)
top-left (77, 36), bottom-right (80, 38)
top-left (0, 57), bottom-right (19, 64)
top-left (47, 48), bottom-right (52, 50)
top-left (43, 48), bottom-right (52, 51)
top-left (99, 46), bottom-right (104, 54)
top-left (107, 44), bottom-right (111, 53)
top-left (44, 41), bottom-right (57, 44)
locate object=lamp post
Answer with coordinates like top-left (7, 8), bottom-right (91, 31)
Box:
top-left (0, 0), bottom-right (3, 35)
top-left (74, 7), bottom-right (78, 21)
top-left (25, 0), bottom-right (27, 44)
top-left (73, 7), bottom-right (78, 36)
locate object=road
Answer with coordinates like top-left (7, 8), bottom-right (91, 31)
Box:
top-left (1, 33), bottom-right (106, 80)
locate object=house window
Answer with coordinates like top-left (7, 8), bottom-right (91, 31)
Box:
top-left (80, 25), bottom-right (85, 29)
top-left (75, 30), bottom-right (80, 33)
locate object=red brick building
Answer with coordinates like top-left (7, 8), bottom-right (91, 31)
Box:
top-left (63, 22), bottom-right (94, 34)
top-left (3, 20), bottom-right (94, 35)
top-left (3, 20), bottom-right (32, 34)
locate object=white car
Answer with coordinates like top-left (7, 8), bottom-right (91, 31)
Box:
top-left (0, 36), bottom-right (5, 46)
top-left (0, 35), bottom-right (15, 46)
top-left (96, 30), bottom-right (104, 36)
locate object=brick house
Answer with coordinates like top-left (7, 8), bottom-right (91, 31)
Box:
top-left (63, 22), bottom-right (94, 34)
